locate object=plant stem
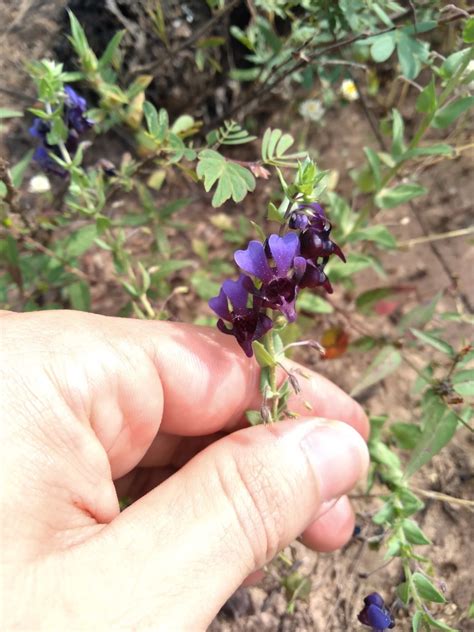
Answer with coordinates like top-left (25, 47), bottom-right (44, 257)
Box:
top-left (265, 329), bottom-right (279, 422)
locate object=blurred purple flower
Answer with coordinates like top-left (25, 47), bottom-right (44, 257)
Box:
top-left (290, 202), bottom-right (345, 262)
top-left (29, 86), bottom-right (92, 176)
top-left (209, 276), bottom-right (273, 357)
top-left (358, 593), bottom-right (395, 631)
top-left (64, 86), bottom-right (94, 134)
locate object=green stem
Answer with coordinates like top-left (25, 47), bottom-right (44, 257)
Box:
top-left (265, 329), bottom-right (279, 422)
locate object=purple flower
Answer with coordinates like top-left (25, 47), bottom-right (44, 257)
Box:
top-left (234, 233), bottom-right (306, 322)
top-left (297, 260), bottom-right (333, 293)
top-left (64, 86), bottom-right (94, 134)
top-left (29, 86), bottom-right (93, 176)
top-left (209, 275), bottom-right (273, 357)
top-left (358, 593), bottom-right (395, 631)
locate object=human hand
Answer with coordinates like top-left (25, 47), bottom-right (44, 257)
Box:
top-left (1, 310), bottom-right (369, 630)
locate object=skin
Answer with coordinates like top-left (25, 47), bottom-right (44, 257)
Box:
top-left (0, 310), bottom-right (369, 631)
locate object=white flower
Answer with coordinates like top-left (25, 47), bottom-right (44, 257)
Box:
top-left (299, 98), bottom-right (325, 122)
top-left (340, 79), bottom-right (359, 102)
top-left (28, 174), bottom-right (51, 193)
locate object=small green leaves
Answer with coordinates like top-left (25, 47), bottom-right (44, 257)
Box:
top-left (405, 402), bottom-right (458, 479)
top-left (410, 329), bottom-right (455, 357)
top-left (261, 128), bottom-right (306, 167)
top-left (370, 33), bottom-right (396, 62)
top-left (375, 183), bottom-right (427, 209)
top-left (253, 340), bottom-right (276, 367)
top-left (402, 519), bottom-right (431, 545)
top-left (297, 292), bottom-right (333, 314)
top-left (196, 149), bottom-right (256, 207)
top-left (206, 120), bottom-right (257, 146)
top-left (143, 101), bottom-right (169, 142)
top-left (412, 573), bottom-right (446, 603)
top-left (0, 108), bottom-right (23, 119)
top-left (432, 96), bottom-right (474, 129)
top-left (416, 79), bottom-right (437, 115)
top-left (463, 17), bottom-right (474, 43)
top-left (351, 346), bottom-right (402, 397)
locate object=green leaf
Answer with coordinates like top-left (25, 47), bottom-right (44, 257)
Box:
top-left (402, 519), bottom-right (431, 545)
top-left (399, 291), bottom-right (442, 331)
top-left (261, 128), bottom-right (305, 166)
top-left (67, 10), bottom-right (89, 55)
top-left (412, 611), bottom-right (424, 632)
top-left (390, 422), bottom-right (421, 450)
top-left (424, 615), bottom-right (457, 631)
top-left (416, 78), bottom-right (437, 114)
top-left (398, 487), bottom-right (424, 516)
top-left (375, 183), bottom-right (427, 208)
top-left (432, 96), bottom-right (474, 129)
top-left (171, 115), bottom-right (195, 135)
top-left (412, 573), bottom-right (446, 603)
top-left (351, 346), bottom-right (402, 397)
top-left (190, 271), bottom-right (220, 300)
top-left (410, 329), bottom-right (455, 357)
top-left (453, 381), bottom-right (474, 397)
top-left (99, 30), bottom-right (125, 68)
top-left (11, 150), bottom-right (34, 187)
top-left (397, 33), bottom-right (427, 79)
top-left (64, 225), bottom-right (97, 257)
top-left (452, 369), bottom-right (474, 384)
top-left (463, 17), bottom-right (474, 43)
top-left (364, 147), bottom-right (382, 190)
top-left (405, 406), bottom-right (458, 478)
top-left (403, 144), bottom-right (453, 159)
top-left (370, 33), bottom-right (396, 62)
top-left (355, 287), bottom-right (396, 314)
top-left (67, 280), bottom-right (91, 311)
top-left (253, 340), bottom-right (276, 368)
top-left (196, 149), bottom-right (256, 207)
top-left (349, 225), bottom-right (397, 248)
top-left (391, 109), bottom-right (406, 159)
top-left (246, 410), bottom-right (263, 426)
top-left (0, 108), bottom-right (23, 119)
top-left (297, 292), bottom-right (333, 314)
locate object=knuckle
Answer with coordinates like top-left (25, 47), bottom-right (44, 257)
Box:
top-left (214, 447), bottom-right (291, 569)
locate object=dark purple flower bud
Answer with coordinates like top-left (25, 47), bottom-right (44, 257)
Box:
top-left (299, 226), bottom-right (345, 262)
top-left (358, 593), bottom-right (395, 631)
top-left (297, 260), bottom-right (333, 294)
top-left (64, 86), bottom-right (94, 134)
top-left (209, 275), bottom-right (273, 357)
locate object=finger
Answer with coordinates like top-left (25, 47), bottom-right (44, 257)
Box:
top-left (81, 418), bottom-right (368, 629)
top-left (300, 495), bottom-right (356, 552)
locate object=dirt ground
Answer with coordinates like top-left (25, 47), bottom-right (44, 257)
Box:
top-left (1, 2), bottom-right (473, 631)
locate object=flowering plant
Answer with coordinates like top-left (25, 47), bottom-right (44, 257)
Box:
top-left (1, 4), bottom-right (473, 631)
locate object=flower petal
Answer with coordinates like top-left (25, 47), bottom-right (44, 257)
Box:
top-left (365, 604), bottom-right (393, 629)
top-left (222, 276), bottom-right (250, 310)
top-left (234, 241), bottom-right (272, 283)
top-left (268, 233), bottom-right (299, 277)
top-left (209, 287), bottom-right (231, 320)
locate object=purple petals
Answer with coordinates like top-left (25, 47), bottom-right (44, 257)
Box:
top-left (357, 593), bottom-right (395, 631)
top-left (267, 233), bottom-right (299, 277)
top-left (208, 287), bottom-right (232, 321)
top-left (234, 240), bottom-right (273, 283)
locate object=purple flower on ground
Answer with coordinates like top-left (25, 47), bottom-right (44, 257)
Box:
top-left (358, 593), bottom-right (395, 631)
top-left (209, 275), bottom-right (273, 357)
top-left (234, 233), bottom-right (306, 322)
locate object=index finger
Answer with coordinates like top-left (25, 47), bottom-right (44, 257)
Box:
top-left (139, 321), bottom-right (369, 440)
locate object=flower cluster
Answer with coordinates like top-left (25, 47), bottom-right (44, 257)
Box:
top-left (29, 86), bottom-right (93, 176)
top-left (209, 202), bottom-right (344, 357)
top-left (358, 593), bottom-right (395, 631)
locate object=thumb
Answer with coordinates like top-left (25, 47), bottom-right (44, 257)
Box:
top-left (84, 418), bottom-right (368, 629)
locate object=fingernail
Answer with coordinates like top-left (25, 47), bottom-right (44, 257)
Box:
top-left (300, 419), bottom-right (369, 503)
